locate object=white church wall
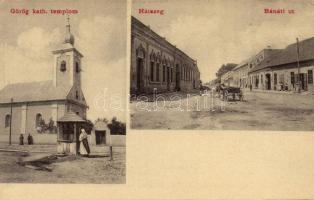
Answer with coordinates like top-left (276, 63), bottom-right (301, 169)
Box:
top-left (0, 104), bottom-right (22, 135)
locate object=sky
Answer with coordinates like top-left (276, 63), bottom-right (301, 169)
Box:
top-left (132, 0), bottom-right (314, 82)
top-left (0, 0), bottom-right (127, 122)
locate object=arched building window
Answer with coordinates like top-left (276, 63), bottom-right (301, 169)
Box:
top-left (150, 52), bottom-right (156, 82)
top-left (156, 63), bottom-right (160, 82)
top-left (5, 114), bottom-right (11, 128)
top-left (36, 113), bottom-right (42, 127)
top-left (163, 64), bottom-right (166, 82)
top-left (60, 61), bottom-right (66, 72)
top-left (76, 90), bottom-right (79, 99)
top-left (150, 61), bottom-right (154, 81)
top-left (75, 62), bottom-right (80, 73)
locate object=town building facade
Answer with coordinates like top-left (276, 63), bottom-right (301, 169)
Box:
top-left (130, 16), bottom-right (200, 94)
top-left (221, 70), bottom-right (234, 87)
top-left (248, 48), bottom-right (282, 90)
top-left (0, 19), bottom-right (88, 144)
top-left (249, 38), bottom-right (314, 93)
top-left (232, 59), bottom-right (250, 88)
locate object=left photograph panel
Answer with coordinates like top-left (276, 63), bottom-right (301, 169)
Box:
top-left (0, 0), bottom-right (126, 183)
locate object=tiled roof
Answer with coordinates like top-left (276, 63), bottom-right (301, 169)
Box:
top-left (250, 37), bottom-right (314, 73)
top-left (58, 111), bottom-right (86, 122)
top-left (0, 80), bottom-right (71, 104)
top-left (271, 37), bottom-right (314, 66)
top-left (249, 49), bottom-right (282, 73)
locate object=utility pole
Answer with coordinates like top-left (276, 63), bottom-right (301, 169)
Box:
top-left (9, 98), bottom-right (13, 145)
top-left (296, 38), bottom-right (301, 93)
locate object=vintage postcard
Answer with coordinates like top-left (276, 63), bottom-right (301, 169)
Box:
top-left (130, 0), bottom-right (314, 131)
top-left (0, 0), bottom-right (126, 183)
top-left (1, 0), bottom-right (314, 200)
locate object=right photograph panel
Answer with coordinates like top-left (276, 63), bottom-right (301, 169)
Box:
top-left (130, 0), bottom-right (314, 131)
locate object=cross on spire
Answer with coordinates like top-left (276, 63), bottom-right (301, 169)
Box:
top-left (66, 14), bottom-right (70, 26)
top-left (64, 14), bottom-right (74, 45)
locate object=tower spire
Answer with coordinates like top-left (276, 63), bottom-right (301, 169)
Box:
top-left (64, 14), bottom-right (74, 45)
top-left (66, 14), bottom-right (70, 31)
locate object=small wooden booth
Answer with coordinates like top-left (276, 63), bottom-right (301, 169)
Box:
top-left (93, 121), bottom-right (111, 145)
top-left (57, 112), bottom-right (86, 155)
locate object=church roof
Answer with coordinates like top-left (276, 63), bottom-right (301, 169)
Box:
top-left (0, 80), bottom-right (71, 104)
top-left (58, 111), bottom-right (86, 122)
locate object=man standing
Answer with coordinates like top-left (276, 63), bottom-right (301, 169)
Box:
top-left (19, 134), bottom-right (24, 145)
top-left (27, 134), bottom-right (33, 145)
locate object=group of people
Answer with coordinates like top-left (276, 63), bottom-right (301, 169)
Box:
top-left (19, 134), bottom-right (34, 145)
top-left (19, 129), bottom-right (90, 157)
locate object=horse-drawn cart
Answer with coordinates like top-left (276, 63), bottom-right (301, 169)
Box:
top-left (218, 85), bottom-right (243, 101)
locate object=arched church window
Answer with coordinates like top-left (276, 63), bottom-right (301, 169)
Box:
top-left (36, 113), bottom-right (42, 128)
top-left (75, 90), bottom-right (79, 99)
top-left (60, 61), bottom-right (66, 72)
top-left (75, 62), bottom-right (80, 73)
top-left (5, 114), bottom-right (11, 128)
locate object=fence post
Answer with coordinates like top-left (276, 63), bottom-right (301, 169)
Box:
top-left (110, 146), bottom-right (113, 161)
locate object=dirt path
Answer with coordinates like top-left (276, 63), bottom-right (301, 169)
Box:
top-left (130, 91), bottom-right (314, 131)
top-left (0, 145), bottom-right (125, 183)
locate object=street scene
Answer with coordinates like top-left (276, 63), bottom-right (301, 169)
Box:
top-left (130, 0), bottom-right (314, 131)
top-left (131, 90), bottom-right (314, 130)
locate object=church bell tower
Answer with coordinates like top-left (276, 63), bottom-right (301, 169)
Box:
top-left (52, 16), bottom-right (83, 90)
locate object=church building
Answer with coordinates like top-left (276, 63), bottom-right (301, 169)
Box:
top-left (0, 18), bottom-right (88, 144)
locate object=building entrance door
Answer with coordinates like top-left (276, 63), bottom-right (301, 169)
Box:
top-left (95, 131), bottom-right (106, 145)
top-left (300, 73), bottom-right (308, 91)
top-left (136, 58), bottom-right (143, 93)
top-left (266, 74), bottom-right (271, 90)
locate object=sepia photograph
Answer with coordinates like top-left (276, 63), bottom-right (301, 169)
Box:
top-left (0, 0), bottom-right (126, 183)
top-left (2, 0), bottom-right (314, 199)
top-left (130, 0), bottom-right (314, 131)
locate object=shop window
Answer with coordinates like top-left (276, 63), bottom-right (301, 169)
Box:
top-left (274, 73), bottom-right (277, 85)
top-left (279, 74), bottom-right (284, 84)
top-left (291, 72), bottom-right (295, 84)
top-left (308, 70), bottom-right (313, 84)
